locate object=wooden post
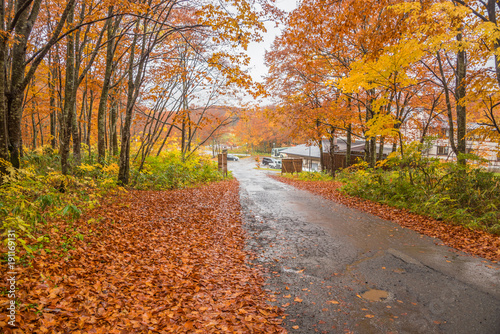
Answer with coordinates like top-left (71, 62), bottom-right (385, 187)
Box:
top-left (218, 149), bottom-right (228, 177)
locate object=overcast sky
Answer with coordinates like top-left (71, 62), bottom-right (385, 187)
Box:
top-left (247, 1), bottom-right (297, 81)
top-left (240, 0), bottom-right (298, 105)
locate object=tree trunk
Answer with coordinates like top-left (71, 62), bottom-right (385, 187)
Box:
top-left (436, 51), bottom-right (459, 159)
top-left (49, 62), bottom-right (57, 149)
top-left (117, 0), bottom-right (175, 183)
top-left (181, 116), bottom-right (186, 158)
top-left (31, 111), bottom-right (37, 149)
top-left (370, 136), bottom-right (376, 167)
top-left (60, 3), bottom-right (76, 175)
top-left (6, 0), bottom-right (40, 168)
top-left (118, 22), bottom-right (141, 185)
top-left (456, 30), bottom-right (467, 164)
top-left (5, 0), bottom-right (74, 168)
top-left (71, 100), bottom-right (81, 165)
top-left (110, 96), bottom-right (118, 155)
top-left (328, 127), bottom-right (335, 176)
top-left (0, 37), bottom-right (9, 172)
top-left (484, 0), bottom-right (500, 90)
top-left (378, 136), bottom-right (384, 161)
top-left (318, 136), bottom-right (324, 172)
top-left (38, 111), bottom-right (43, 146)
top-left (346, 123), bottom-right (352, 166)
top-left (65, 2), bottom-right (107, 169)
top-left (364, 98), bottom-right (376, 167)
top-left (187, 118), bottom-right (192, 152)
top-left (87, 90), bottom-right (94, 159)
top-left (97, 7), bottom-right (116, 164)
top-left (78, 88), bottom-right (86, 145)
top-left (87, 90), bottom-right (93, 147)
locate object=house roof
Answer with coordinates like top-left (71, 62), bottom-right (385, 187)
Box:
top-left (333, 138), bottom-right (366, 152)
top-left (281, 138), bottom-right (393, 159)
top-left (281, 144), bottom-right (322, 159)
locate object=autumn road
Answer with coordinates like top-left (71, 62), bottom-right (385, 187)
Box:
top-left (230, 158), bottom-right (500, 334)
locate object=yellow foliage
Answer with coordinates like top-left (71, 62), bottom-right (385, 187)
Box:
top-left (102, 163), bottom-right (119, 175)
top-left (388, 2), bottom-right (421, 14)
top-left (77, 164), bottom-right (97, 172)
top-left (336, 39), bottom-right (424, 94)
top-left (365, 113), bottom-right (400, 139)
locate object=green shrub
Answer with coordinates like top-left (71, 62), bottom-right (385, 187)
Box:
top-left (0, 146), bottom-right (227, 257)
top-left (338, 141), bottom-right (500, 234)
top-left (0, 161), bottom-right (104, 251)
top-left (131, 150), bottom-right (227, 190)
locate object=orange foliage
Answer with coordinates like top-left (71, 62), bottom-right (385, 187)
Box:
top-left (231, 106), bottom-right (294, 151)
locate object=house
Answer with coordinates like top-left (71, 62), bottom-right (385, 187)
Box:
top-left (280, 144), bottom-right (323, 171)
top-left (280, 138), bottom-right (391, 172)
top-left (401, 112), bottom-right (500, 171)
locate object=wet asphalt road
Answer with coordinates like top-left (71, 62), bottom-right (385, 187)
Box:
top-left (229, 158), bottom-right (500, 334)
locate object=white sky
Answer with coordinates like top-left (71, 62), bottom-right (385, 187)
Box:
top-left (241, 0), bottom-right (298, 105)
top-left (247, 1), bottom-right (298, 81)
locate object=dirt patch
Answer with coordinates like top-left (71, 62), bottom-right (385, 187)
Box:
top-left (361, 289), bottom-right (389, 302)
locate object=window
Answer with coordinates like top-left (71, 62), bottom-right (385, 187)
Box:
top-left (497, 152), bottom-right (500, 162)
top-left (439, 128), bottom-right (448, 138)
top-left (436, 146), bottom-right (448, 156)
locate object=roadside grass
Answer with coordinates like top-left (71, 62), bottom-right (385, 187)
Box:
top-left (281, 171), bottom-right (334, 181)
top-left (0, 147), bottom-right (227, 259)
top-left (133, 150), bottom-right (227, 190)
top-left (254, 167), bottom-right (280, 171)
top-left (272, 143), bottom-right (500, 235)
top-left (337, 143), bottom-right (500, 234)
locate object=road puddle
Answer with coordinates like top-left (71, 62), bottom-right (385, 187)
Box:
top-left (361, 289), bottom-right (389, 301)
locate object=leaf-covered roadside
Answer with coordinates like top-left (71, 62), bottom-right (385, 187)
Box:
top-left (272, 176), bottom-right (500, 262)
top-left (0, 180), bottom-right (285, 333)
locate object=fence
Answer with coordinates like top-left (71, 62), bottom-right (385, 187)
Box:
top-left (281, 158), bottom-right (303, 174)
top-left (321, 152), bottom-right (366, 173)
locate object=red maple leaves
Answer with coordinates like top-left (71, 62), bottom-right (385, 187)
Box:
top-left (0, 180), bottom-right (285, 333)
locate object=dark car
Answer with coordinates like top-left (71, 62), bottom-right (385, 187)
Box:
top-left (262, 157), bottom-right (274, 165)
top-left (227, 154), bottom-right (239, 161)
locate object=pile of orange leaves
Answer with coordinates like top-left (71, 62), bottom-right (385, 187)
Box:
top-left (273, 176), bottom-right (500, 262)
top-left (0, 180), bottom-right (285, 333)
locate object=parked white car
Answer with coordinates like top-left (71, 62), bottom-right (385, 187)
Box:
top-left (269, 159), bottom-right (282, 169)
